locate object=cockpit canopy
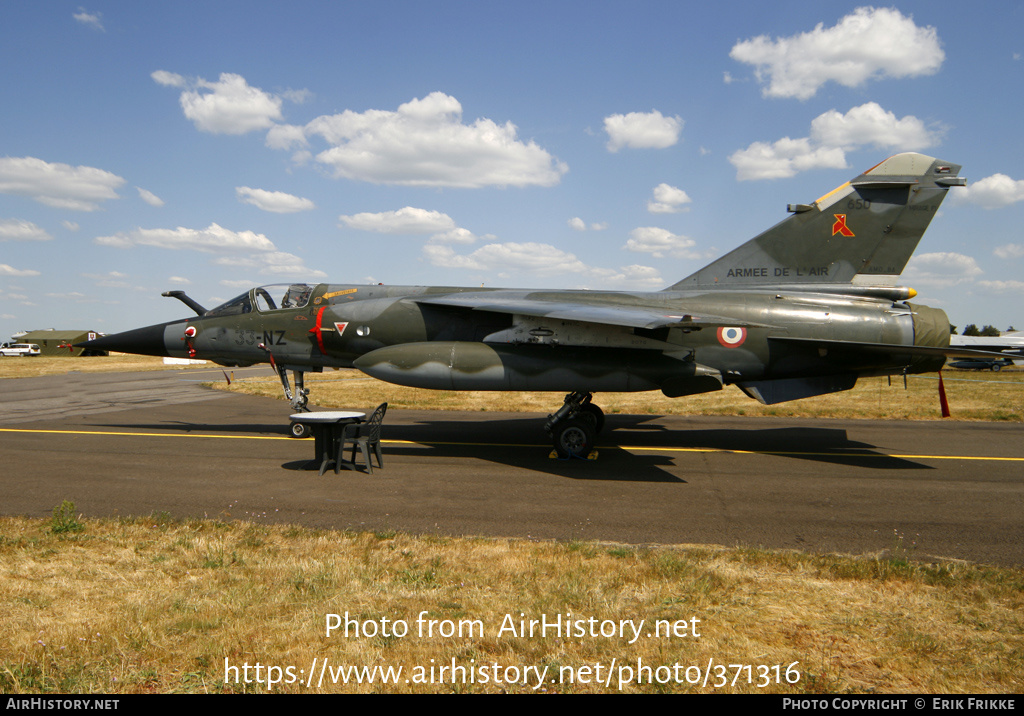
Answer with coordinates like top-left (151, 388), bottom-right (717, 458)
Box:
top-left (205, 283), bottom-right (316, 317)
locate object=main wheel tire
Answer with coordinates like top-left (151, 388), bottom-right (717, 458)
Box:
top-left (553, 417), bottom-right (595, 459)
top-left (578, 403), bottom-right (605, 434)
top-left (290, 421), bottom-right (311, 438)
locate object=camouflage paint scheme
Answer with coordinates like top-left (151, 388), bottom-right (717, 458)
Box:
top-left (80, 153), bottom-right (999, 455)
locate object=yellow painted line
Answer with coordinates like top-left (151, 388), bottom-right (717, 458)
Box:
top-left (815, 181), bottom-right (851, 206)
top-left (0, 427), bottom-right (292, 441)
top-left (618, 445), bottom-right (1024, 462)
top-left (887, 454), bottom-right (1024, 462)
top-left (2, 428), bottom-right (1022, 462)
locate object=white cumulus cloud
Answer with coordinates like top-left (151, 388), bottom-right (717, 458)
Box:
top-left (95, 223), bottom-right (277, 253)
top-left (623, 227), bottom-right (708, 259)
top-left (0, 264), bottom-right (41, 277)
top-left (423, 242), bottom-right (663, 289)
top-left (809, 102), bottom-right (941, 150)
top-left (155, 76), bottom-right (565, 188)
top-left (977, 280), bottom-right (1024, 293)
top-left (73, 8), bottom-right (104, 31)
top-left (152, 71), bottom-right (309, 136)
top-left (95, 223), bottom-right (324, 279)
top-left (730, 7), bottom-right (945, 100)
top-left (236, 187), bottom-right (315, 213)
top-left (212, 251), bottom-right (326, 279)
top-left (953, 174), bottom-right (1024, 209)
top-left (151, 70), bottom-right (186, 88)
top-left (903, 252), bottom-right (983, 288)
top-left (604, 110), bottom-right (682, 152)
top-left (265, 123), bottom-right (308, 151)
top-left (424, 242), bottom-right (589, 275)
top-left (0, 156), bottom-right (124, 211)
top-left (0, 219), bottom-right (52, 242)
top-left (994, 244), bottom-right (1024, 259)
top-left (179, 73), bottom-right (283, 134)
top-left (339, 207), bottom-right (456, 234)
top-left (296, 92), bottom-right (566, 188)
top-left (427, 228), bottom-right (479, 245)
top-left (729, 138), bottom-right (848, 181)
top-left (568, 217), bottom-right (607, 231)
top-left (136, 187), bottom-right (165, 207)
top-left (647, 184), bottom-right (692, 214)
top-left (729, 103), bottom-right (937, 181)
top-left (588, 264), bottom-right (664, 289)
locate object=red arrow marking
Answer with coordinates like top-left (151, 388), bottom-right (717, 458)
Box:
top-left (309, 306), bottom-right (328, 354)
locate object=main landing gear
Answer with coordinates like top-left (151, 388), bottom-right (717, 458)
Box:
top-left (544, 391), bottom-right (605, 459)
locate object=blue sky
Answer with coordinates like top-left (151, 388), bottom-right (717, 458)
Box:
top-left (2, 1), bottom-right (1022, 340)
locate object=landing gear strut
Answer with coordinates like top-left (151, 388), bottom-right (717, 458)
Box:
top-left (277, 365), bottom-right (310, 412)
top-left (258, 343), bottom-right (312, 434)
top-left (545, 391), bottom-right (605, 459)
top-left (276, 366), bottom-right (313, 438)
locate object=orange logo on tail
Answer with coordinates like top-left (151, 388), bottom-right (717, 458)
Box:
top-left (832, 214), bottom-right (855, 237)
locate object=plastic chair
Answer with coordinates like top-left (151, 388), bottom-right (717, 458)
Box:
top-left (336, 402), bottom-right (387, 474)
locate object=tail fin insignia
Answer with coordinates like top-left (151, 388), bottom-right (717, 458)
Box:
top-left (831, 214), bottom-right (855, 237)
top-left (668, 153), bottom-right (964, 291)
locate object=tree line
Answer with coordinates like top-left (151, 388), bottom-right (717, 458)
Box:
top-left (950, 325), bottom-right (1016, 336)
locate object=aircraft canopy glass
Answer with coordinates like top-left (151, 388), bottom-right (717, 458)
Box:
top-left (253, 283), bottom-right (314, 312)
top-left (205, 291), bottom-right (252, 317)
top-left (205, 283), bottom-right (316, 317)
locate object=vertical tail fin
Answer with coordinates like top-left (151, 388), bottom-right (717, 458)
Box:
top-left (668, 153), bottom-right (965, 290)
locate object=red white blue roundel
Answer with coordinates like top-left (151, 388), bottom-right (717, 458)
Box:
top-left (717, 326), bottom-right (747, 347)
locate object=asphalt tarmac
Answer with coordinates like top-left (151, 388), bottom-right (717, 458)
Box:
top-left (2, 366), bottom-right (1022, 567)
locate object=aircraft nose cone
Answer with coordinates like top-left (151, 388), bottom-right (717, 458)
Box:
top-left (75, 321), bottom-right (181, 357)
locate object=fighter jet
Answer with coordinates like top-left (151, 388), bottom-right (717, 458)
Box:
top-left (80, 153), bottom-right (1001, 456)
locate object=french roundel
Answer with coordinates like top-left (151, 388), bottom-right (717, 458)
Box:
top-left (717, 326), bottom-right (747, 347)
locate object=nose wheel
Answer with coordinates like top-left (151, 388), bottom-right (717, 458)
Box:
top-left (546, 392), bottom-right (604, 459)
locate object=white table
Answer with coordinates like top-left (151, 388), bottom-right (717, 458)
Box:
top-left (290, 411), bottom-right (365, 475)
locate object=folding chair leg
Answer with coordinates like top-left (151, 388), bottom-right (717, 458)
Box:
top-left (359, 442), bottom-right (373, 474)
top-left (335, 437), bottom-right (352, 474)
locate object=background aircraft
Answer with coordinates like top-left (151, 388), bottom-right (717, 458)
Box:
top-left (948, 331), bottom-right (1024, 371)
top-left (81, 153), bottom-right (1004, 456)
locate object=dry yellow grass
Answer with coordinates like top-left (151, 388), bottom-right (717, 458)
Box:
top-left (212, 366), bottom-right (1024, 422)
top-left (2, 512), bottom-right (1021, 694)
top-left (5, 355), bottom-right (1019, 422)
top-left (0, 355), bottom-right (181, 379)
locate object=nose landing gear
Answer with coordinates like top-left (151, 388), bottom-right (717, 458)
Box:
top-left (275, 364), bottom-right (313, 438)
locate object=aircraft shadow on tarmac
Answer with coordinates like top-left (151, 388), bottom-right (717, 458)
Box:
top-left (93, 412), bottom-right (932, 483)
